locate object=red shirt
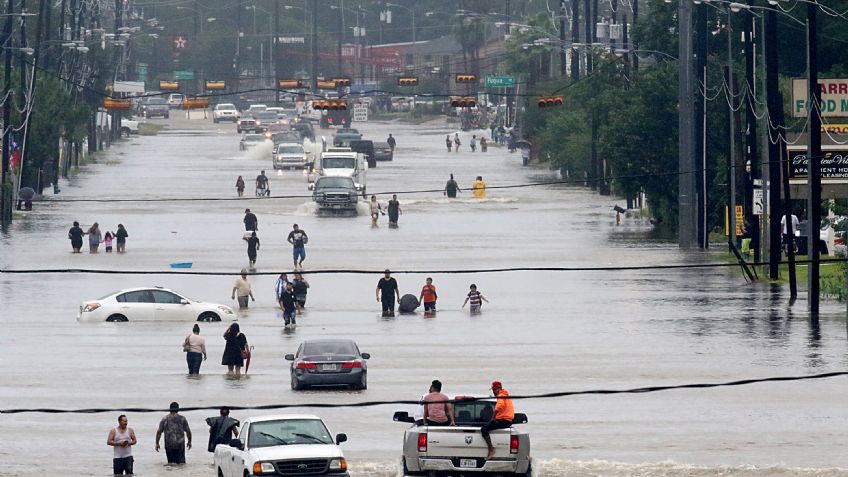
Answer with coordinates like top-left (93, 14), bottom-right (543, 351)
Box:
top-left (421, 284), bottom-right (437, 303)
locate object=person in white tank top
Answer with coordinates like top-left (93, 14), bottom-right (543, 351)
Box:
top-left (107, 414), bottom-right (137, 475)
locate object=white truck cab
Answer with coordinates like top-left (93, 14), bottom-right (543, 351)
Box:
top-left (214, 414), bottom-right (349, 477)
top-left (308, 141), bottom-right (368, 197)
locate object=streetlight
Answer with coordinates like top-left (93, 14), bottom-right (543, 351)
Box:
top-left (385, 2), bottom-right (416, 43)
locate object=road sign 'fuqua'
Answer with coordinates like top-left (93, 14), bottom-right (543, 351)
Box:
top-left (485, 75), bottom-right (515, 87)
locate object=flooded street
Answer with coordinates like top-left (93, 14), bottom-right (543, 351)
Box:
top-left (1, 115), bottom-right (848, 477)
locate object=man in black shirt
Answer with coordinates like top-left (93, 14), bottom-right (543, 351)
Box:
top-left (444, 174), bottom-right (461, 198)
top-left (255, 171), bottom-right (269, 197)
top-left (243, 209), bottom-right (258, 231)
top-left (376, 269), bottom-right (400, 317)
top-left (279, 281), bottom-right (298, 327)
top-left (287, 224), bottom-right (308, 270)
top-left (387, 194), bottom-right (402, 226)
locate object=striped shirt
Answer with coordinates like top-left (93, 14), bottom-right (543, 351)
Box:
top-left (467, 290), bottom-right (483, 306)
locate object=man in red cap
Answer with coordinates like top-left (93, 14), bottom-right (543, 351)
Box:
top-left (481, 380), bottom-right (514, 459)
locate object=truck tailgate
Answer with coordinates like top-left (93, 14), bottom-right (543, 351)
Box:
top-left (423, 426), bottom-right (512, 458)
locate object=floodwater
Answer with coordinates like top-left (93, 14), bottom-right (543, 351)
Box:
top-left (1, 114), bottom-right (847, 477)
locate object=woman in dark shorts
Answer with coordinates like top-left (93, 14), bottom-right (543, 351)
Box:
top-left (68, 221), bottom-right (84, 253)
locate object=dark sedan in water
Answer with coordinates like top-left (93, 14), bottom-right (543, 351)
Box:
top-left (286, 339), bottom-right (370, 390)
top-left (373, 141), bottom-right (394, 161)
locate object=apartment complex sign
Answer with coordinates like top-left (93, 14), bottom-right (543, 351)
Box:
top-left (792, 78), bottom-right (848, 117)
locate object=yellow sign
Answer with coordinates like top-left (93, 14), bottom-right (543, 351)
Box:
top-left (182, 98), bottom-right (209, 109)
top-left (103, 98), bottom-right (131, 110)
top-left (205, 81), bottom-right (226, 90)
top-left (821, 124), bottom-right (848, 134)
top-left (735, 205), bottom-right (744, 236)
top-left (159, 81), bottom-right (180, 91)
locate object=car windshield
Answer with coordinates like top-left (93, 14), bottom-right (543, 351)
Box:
top-left (256, 113), bottom-right (278, 121)
top-left (244, 135), bottom-right (264, 142)
top-left (147, 98), bottom-right (166, 105)
top-left (277, 145), bottom-right (303, 154)
top-left (341, 128), bottom-right (359, 134)
top-left (216, 104), bottom-right (236, 110)
top-left (323, 157), bottom-right (355, 169)
top-left (302, 340), bottom-right (356, 356)
top-left (316, 177), bottom-right (354, 189)
top-left (248, 419), bottom-right (333, 448)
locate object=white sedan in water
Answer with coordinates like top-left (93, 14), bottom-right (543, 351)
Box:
top-left (77, 287), bottom-right (236, 322)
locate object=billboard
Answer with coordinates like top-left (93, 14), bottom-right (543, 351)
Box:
top-left (793, 78), bottom-right (848, 117)
top-left (787, 146), bottom-right (848, 179)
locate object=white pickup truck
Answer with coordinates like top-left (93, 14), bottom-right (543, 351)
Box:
top-left (307, 145), bottom-right (368, 197)
top-left (214, 414), bottom-right (350, 477)
top-left (394, 397), bottom-right (532, 477)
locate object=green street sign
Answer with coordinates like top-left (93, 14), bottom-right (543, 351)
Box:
top-left (173, 70), bottom-right (195, 80)
top-left (485, 75), bottom-right (515, 87)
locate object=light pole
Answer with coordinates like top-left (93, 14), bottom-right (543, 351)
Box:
top-left (385, 2), bottom-right (415, 43)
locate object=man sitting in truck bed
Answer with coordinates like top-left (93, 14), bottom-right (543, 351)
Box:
top-left (422, 380), bottom-right (455, 427)
top-left (482, 380), bottom-right (514, 459)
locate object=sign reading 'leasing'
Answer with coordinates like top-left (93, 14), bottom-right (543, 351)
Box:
top-left (788, 148), bottom-right (848, 179)
top-left (793, 78), bottom-right (848, 117)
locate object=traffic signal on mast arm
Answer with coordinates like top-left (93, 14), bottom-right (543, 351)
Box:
top-left (312, 100), bottom-right (348, 111)
top-left (455, 74), bottom-right (477, 83)
top-left (450, 96), bottom-right (477, 108)
top-left (397, 76), bottom-right (419, 86)
top-left (278, 79), bottom-right (303, 89)
top-left (333, 77), bottom-right (352, 87)
top-left (537, 96), bottom-right (564, 108)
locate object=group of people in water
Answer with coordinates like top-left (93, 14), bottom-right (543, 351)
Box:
top-left (376, 269), bottom-right (490, 317)
top-left (446, 132), bottom-right (489, 153)
top-left (67, 221), bottom-right (128, 253)
top-left (444, 173), bottom-right (487, 199)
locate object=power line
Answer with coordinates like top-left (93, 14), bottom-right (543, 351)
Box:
top-left (2, 370), bottom-right (845, 414)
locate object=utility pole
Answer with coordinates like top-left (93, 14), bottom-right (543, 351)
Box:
top-left (632, 0), bottom-right (638, 72)
top-left (1, 0), bottom-right (14, 224)
top-left (274, 0), bottom-right (279, 101)
top-left (726, 12), bottom-right (737, 252)
top-left (337, 0), bottom-right (343, 77)
top-left (584, 0), bottom-right (592, 72)
top-left (743, 6), bottom-right (759, 262)
top-left (570, 0), bottom-right (579, 79)
top-left (764, 6), bottom-right (782, 279)
top-left (695, 2), bottom-right (708, 248)
top-left (678, 0), bottom-right (698, 248)
top-left (310, 0), bottom-right (317, 91)
top-left (806, 1), bottom-right (821, 312)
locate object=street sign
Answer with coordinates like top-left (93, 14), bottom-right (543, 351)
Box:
top-left (735, 205), bottom-right (744, 236)
top-left (173, 70), bottom-right (194, 80)
top-left (485, 75), bottom-right (515, 87)
top-left (753, 189), bottom-right (764, 216)
top-left (353, 104), bottom-right (368, 122)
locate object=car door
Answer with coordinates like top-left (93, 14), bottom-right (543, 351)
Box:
top-left (151, 290), bottom-right (188, 321)
top-left (228, 423), bottom-right (249, 476)
top-left (115, 290), bottom-right (155, 321)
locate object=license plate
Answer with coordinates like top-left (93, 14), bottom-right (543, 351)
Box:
top-left (322, 364), bottom-right (337, 371)
top-left (459, 459), bottom-right (477, 468)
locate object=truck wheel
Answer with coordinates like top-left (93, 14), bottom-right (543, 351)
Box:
top-left (402, 457), bottom-right (422, 476)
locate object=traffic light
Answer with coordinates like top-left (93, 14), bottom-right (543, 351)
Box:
top-left (455, 74), bottom-right (477, 83)
top-left (333, 77), bottom-right (351, 87)
top-left (449, 96), bottom-right (478, 108)
top-left (536, 96), bottom-right (564, 108)
top-left (159, 81), bottom-right (179, 91)
top-left (205, 81), bottom-right (226, 90)
top-left (278, 79), bottom-right (303, 89)
top-left (312, 100), bottom-right (348, 111)
top-left (103, 98), bottom-right (131, 110)
top-left (317, 80), bottom-right (338, 90)
top-left (397, 76), bottom-right (419, 86)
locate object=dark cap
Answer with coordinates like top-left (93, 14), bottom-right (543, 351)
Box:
top-left (169, 402), bottom-right (179, 411)
top-left (491, 381), bottom-right (502, 390)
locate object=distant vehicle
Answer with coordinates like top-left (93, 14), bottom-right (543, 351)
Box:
top-left (120, 117), bottom-right (139, 136)
top-left (246, 104), bottom-right (268, 116)
top-left (286, 339), bottom-right (370, 389)
top-left (320, 104), bottom-right (351, 128)
top-left (394, 397), bottom-right (532, 476)
top-left (273, 143), bottom-right (307, 170)
top-left (213, 103), bottom-right (239, 123)
top-left (348, 140), bottom-right (375, 168)
top-left (310, 147), bottom-right (367, 196)
top-left (77, 287), bottom-right (236, 322)
top-left (373, 141), bottom-right (393, 161)
top-left (304, 105), bottom-right (323, 123)
top-left (292, 119), bottom-right (315, 141)
top-left (254, 111), bottom-right (281, 131)
top-left (213, 414), bottom-right (349, 477)
top-left (271, 130), bottom-right (302, 145)
top-left (311, 176), bottom-right (360, 213)
top-left (166, 93), bottom-right (185, 109)
top-left (237, 115), bottom-right (259, 134)
top-left (333, 129), bottom-right (362, 147)
top-left (391, 96), bottom-right (413, 112)
top-left (140, 97), bottom-right (169, 118)
top-left (240, 133), bottom-right (267, 151)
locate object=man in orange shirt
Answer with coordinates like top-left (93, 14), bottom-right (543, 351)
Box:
top-left (481, 380), bottom-right (514, 459)
top-left (418, 277), bottom-right (438, 312)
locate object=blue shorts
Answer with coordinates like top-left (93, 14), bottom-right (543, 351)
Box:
top-left (293, 247), bottom-right (306, 262)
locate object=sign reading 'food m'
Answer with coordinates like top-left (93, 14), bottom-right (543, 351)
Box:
top-left (793, 78), bottom-right (848, 117)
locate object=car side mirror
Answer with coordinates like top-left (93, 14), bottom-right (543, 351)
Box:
top-left (335, 433), bottom-right (347, 445)
top-left (284, 354), bottom-right (295, 361)
top-left (230, 438), bottom-right (244, 450)
top-left (180, 299), bottom-right (189, 305)
top-left (512, 413), bottom-right (528, 424)
top-left (393, 411), bottom-right (414, 423)
top-left (361, 352), bottom-right (370, 360)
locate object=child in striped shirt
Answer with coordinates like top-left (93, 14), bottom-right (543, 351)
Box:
top-left (462, 284), bottom-right (489, 313)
